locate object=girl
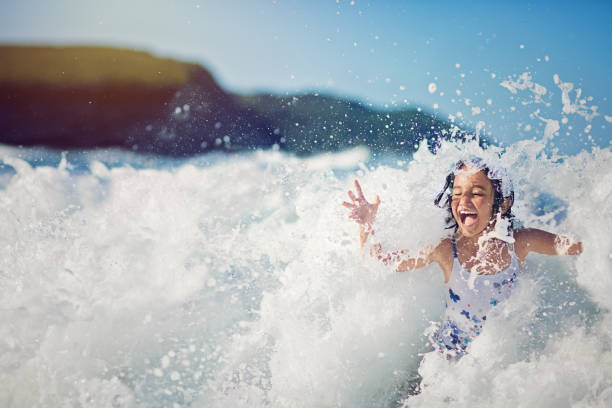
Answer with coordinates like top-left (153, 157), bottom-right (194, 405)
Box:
top-left (342, 158), bottom-right (583, 358)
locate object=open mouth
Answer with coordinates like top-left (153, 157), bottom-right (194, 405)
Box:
top-left (459, 210), bottom-right (478, 227)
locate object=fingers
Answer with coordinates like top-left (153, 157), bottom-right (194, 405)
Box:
top-left (348, 190), bottom-right (357, 202)
top-left (354, 179), bottom-right (365, 200)
top-left (341, 201), bottom-right (354, 208)
top-left (347, 180), bottom-right (378, 208)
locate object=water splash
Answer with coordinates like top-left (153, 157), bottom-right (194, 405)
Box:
top-left (0, 137), bottom-right (610, 407)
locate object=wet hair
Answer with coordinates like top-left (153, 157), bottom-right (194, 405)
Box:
top-left (434, 159), bottom-right (515, 232)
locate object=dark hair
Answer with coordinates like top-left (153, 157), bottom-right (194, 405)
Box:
top-left (434, 160), bottom-right (515, 232)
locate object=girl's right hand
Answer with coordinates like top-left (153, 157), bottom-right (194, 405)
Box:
top-left (342, 179), bottom-right (380, 227)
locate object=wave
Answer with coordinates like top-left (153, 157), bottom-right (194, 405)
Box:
top-left (0, 139), bottom-right (610, 407)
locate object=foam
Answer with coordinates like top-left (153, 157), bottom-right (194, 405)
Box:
top-left (0, 139), bottom-right (610, 407)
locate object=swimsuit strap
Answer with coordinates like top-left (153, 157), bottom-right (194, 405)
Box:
top-left (451, 235), bottom-right (458, 259)
top-left (507, 241), bottom-right (518, 263)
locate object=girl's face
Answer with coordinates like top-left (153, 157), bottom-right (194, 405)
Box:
top-left (451, 165), bottom-right (495, 238)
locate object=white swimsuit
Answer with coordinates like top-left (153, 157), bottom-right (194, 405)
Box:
top-left (431, 235), bottom-right (520, 357)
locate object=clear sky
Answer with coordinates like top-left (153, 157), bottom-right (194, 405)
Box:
top-left (1, 0), bottom-right (611, 153)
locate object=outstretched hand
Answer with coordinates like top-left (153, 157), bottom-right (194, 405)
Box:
top-left (342, 180), bottom-right (380, 227)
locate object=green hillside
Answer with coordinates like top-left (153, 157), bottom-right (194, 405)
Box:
top-left (0, 45), bottom-right (194, 86)
top-left (0, 45), bottom-right (465, 156)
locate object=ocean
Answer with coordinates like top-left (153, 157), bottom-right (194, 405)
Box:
top-left (1, 136), bottom-right (610, 407)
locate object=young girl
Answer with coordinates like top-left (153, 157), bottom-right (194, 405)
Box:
top-left (342, 158), bottom-right (583, 358)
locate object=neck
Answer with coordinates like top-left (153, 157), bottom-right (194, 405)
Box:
top-left (457, 224), bottom-right (496, 247)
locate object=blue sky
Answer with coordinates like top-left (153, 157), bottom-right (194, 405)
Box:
top-left (1, 0), bottom-right (611, 153)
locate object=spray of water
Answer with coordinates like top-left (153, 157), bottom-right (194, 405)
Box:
top-left (0, 132), bottom-right (610, 407)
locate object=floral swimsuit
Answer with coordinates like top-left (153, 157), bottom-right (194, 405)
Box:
top-left (431, 235), bottom-right (520, 358)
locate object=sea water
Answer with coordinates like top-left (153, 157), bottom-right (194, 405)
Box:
top-left (0, 136), bottom-right (610, 407)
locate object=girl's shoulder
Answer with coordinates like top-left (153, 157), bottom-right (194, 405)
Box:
top-left (433, 236), bottom-right (454, 257)
top-left (432, 237), bottom-right (455, 279)
top-left (512, 228), bottom-right (531, 262)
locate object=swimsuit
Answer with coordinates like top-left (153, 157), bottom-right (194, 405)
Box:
top-left (430, 235), bottom-right (520, 358)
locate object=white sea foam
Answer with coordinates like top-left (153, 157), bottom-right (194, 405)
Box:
top-left (0, 139), bottom-right (610, 407)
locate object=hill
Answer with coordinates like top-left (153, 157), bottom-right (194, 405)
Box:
top-left (0, 45), bottom-right (467, 156)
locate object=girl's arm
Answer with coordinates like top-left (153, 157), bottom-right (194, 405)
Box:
top-left (363, 224), bottom-right (450, 275)
top-left (513, 228), bottom-right (583, 262)
top-left (343, 179), bottom-right (451, 274)
top-left (380, 244), bottom-right (436, 272)
top-left (343, 179), bottom-right (411, 269)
